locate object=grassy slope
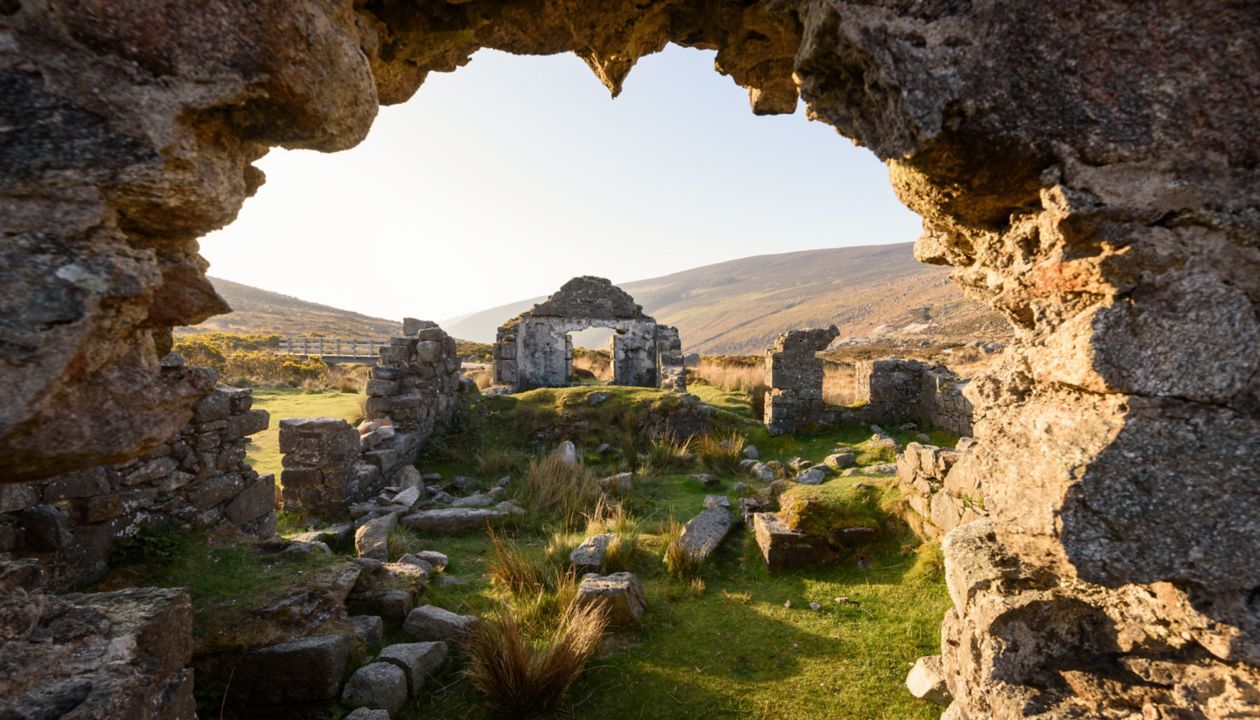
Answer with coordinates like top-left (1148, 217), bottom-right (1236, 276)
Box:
top-left (185, 277), bottom-right (400, 337)
top-left (246, 388), bottom-right (365, 478)
top-left (445, 243), bottom-right (1007, 354)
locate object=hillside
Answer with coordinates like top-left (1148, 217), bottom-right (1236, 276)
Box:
top-left (446, 243), bottom-right (1008, 355)
top-left (183, 277), bottom-right (400, 337)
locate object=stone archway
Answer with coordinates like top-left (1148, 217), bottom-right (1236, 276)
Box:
top-left (2, 2), bottom-right (1257, 717)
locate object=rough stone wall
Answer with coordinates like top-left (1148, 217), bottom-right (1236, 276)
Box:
top-left (495, 277), bottom-right (662, 391)
top-left (764, 326), bottom-right (841, 435)
top-left (281, 320), bottom-right (464, 515)
top-left (896, 439), bottom-right (986, 541)
top-left (0, 385), bottom-right (274, 591)
top-left (3, 2), bottom-right (1258, 718)
top-left (656, 325), bottom-right (686, 392)
top-left (856, 359), bottom-right (974, 436)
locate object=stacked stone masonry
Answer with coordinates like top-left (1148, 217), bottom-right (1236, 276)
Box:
top-left (280, 320), bottom-right (465, 515)
top-left (763, 326), bottom-right (843, 435)
top-left (896, 439), bottom-right (987, 541)
top-left (3, 3), bottom-right (1258, 718)
top-left (0, 386), bottom-right (274, 591)
top-left (856, 358), bottom-right (974, 436)
top-left (494, 277), bottom-right (686, 393)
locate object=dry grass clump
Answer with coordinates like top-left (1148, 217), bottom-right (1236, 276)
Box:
top-left (662, 517), bottom-right (701, 580)
top-left (514, 450), bottom-right (600, 529)
top-left (641, 435), bottom-right (694, 475)
top-left (465, 600), bottom-right (609, 717)
top-left (696, 431), bottom-right (747, 473)
top-left (584, 498), bottom-right (641, 573)
top-left (466, 367), bottom-right (495, 391)
top-left (487, 528), bottom-right (545, 595)
top-left (691, 360), bottom-right (769, 420)
top-left (477, 447), bottom-right (528, 477)
top-left (386, 526), bottom-right (425, 561)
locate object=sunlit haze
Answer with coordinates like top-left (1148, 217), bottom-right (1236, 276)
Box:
top-left (199, 45), bottom-right (922, 323)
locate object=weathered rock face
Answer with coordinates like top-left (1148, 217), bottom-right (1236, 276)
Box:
top-left (3, 2), bottom-right (1258, 717)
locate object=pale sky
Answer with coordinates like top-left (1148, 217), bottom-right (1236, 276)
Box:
top-left (199, 45), bottom-right (922, 323)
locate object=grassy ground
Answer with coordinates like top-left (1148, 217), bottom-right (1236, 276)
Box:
top-left (364, 386), bottom-right (952, 719)
top-left (247, 388), bottom-right (364, 477)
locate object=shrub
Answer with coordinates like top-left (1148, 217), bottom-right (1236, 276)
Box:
top-left (465, 600), bottom-right (609, 716)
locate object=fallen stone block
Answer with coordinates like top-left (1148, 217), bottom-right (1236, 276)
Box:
top-left (569, 533), bottom-right (614, 574)
top-left (403, 605), bottom-right (479, 642)
top-left (415, 550), bottom-right (448, 570)
top-left (906, 655), bottom-right (952, 706)
top-left (451, 493), bottom-right (494, 508)
top-left (341, 662), bottom-right (408, 715)
top-left (373, 641), bottom-right (448, 696)
top-left (575, 572), bottom-right (646, 624)
top-left (349, 615), bottom-right (384, 648)
top-left (355, 512), bottom-right (398, 561)
top-left (597, 472), bottom-right (634, 493)
top-left (795, 467), bottom-right (827, 485)
top-left (346, 707), bottom-right (390, 720)
top-left (231, 634), bottom-right (350, 706)
top-left (824, 452), bottom-right (856, 470)
top-left (753, 513), bottom-right (835, 572)
top-left (402, 508), bottom-right (503, 533)
top-left (679, 505), bottom-right (734, 562)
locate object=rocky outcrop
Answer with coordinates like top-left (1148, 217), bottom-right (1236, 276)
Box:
top-left (0, 587), bottom-right (195, 719)
top-left (3, 2), bottom-right (1258, 717)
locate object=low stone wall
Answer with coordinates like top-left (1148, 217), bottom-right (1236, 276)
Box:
top-left (764, 326), bottom-right (842, 435)
top-left (281, 320), bottom-right (466, 515)
top-left (0, 385), bottom-right (274, 591)
top-left (855, 358), bottom-right (973, 436)
top-left (895, 440), bottom-right (987, 540)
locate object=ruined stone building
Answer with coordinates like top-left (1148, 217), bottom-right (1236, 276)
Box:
top-left (3, 3), bottom-right (1257, 719)
top-left (493, 276), bottom-right (686, 393)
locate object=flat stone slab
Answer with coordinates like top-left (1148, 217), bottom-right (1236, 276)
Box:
top-left (679, 505), bottom-right (734, 562)
top-left (824, 452), bottom-right (856, 470)
top-left (450, 493), bottom-right (494, 508)
top-left (415, 550), bottom-right (448, 570)
top-left (402, 508), bottom-right (503, 533)
top-left (569, 533), bottom-right (614, 575)
top-left (597, 472), bottom-right (634, 493)
top-left (341, 662), bottom-right (407, 715)
top-left (795, 467), bottom-right (827, 485)
top-left (753, 512), bottom-right (834, 572)
top-left (403, 605), bottom-right (478, 642)
top-left (355, 512), bottom-right (398, 561)
top-left (575, 572), bottom-right (646, 624)
top-left (373, 641), bottom-right (448, 696)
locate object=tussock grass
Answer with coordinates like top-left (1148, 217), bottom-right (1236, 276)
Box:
top-left (387, 525), bottom-right (425, 561)
top-left (465, 600), bottom-right (609, 716)
top-left (696, 430), bottom-right (746, 473)
top-left (662, 516), bottom-right (701, 580)
top-left (513, 450), bottom-right (600, 530)
top-left (641, 435), bottom-right (695, 475)
top-left (477, 447), bottom-right (528, 478)
top-left (486, 528), bottom-right (544, 595)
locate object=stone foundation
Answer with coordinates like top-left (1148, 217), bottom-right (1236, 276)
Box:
top-left (895, 440), bottom-right (986, 541)
top-left (0, 386), bottom-right (274, 591)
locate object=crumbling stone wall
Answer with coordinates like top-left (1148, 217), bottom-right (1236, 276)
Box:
top-left (0, 386), bottom-right (273, 591)
top-left (856, 359), bottom-right (974, 436)
top-left (3, 3), bottom-right (1258, 718)
top-left (764, 326), bottom-right (841, 435)
top-left (656, 325), bottom-right (686, 392)
top-left (494, 277), bottom-right (673, 391)
top-left (281, 320), bottom-right (465, 515)
top-left (896, 439), bottom-right (986, 541)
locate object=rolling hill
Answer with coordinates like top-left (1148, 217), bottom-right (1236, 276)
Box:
top-left (183, 277), bottom-right (400, 337)
top-left (188, 243), bottom-right (1009, 355)
top-left (445, 243), bottom-right (1008, 355)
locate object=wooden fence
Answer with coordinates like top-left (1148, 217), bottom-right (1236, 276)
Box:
top-left (277, 337), bottom-right (387, 359)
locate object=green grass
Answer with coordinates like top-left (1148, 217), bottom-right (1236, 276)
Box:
top-left (246, 387), bottom-right (364, 477)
